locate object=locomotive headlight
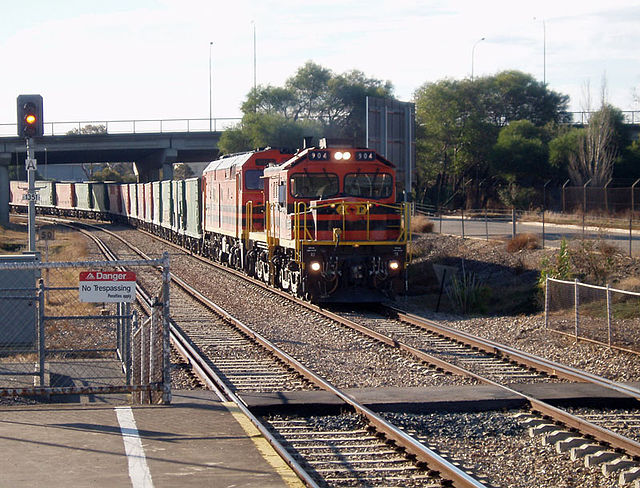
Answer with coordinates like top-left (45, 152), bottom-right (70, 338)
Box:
top-left (334, 151), bottom-right (352, 161)
top-left (310, 261), bottom-right (321, 272)
top-left (389, 260), bottom-right (400, 271)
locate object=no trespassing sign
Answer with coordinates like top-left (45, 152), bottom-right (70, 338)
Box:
top-left (79, 271), bottom-right (137, 303)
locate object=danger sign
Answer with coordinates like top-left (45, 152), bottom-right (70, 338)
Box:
top-left (79, 271), bottom-right (136, 303)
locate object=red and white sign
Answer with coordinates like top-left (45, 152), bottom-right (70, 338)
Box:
top-left (79, 271), bottom-right (136, 303)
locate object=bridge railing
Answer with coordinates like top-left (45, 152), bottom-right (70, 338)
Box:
top-left (569, 110), bottom-right (640, 125)
top-left (0, 117), bottom-right (241, 137)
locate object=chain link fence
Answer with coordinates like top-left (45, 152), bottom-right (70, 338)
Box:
top-left (544, 277), bottom-right (640, 353)
top-left (0, 256), bottom-right (170, 404)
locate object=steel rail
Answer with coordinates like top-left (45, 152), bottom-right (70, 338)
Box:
top-left (55, 218), bottom-right (640, 481)
top-left (387, 305), bottom-right (640, 400)
top-left (71, 221), bottom-right (488, 488)
top-left (164, 273), bottom-right (487, 488)
top-left (65, 220), bottom-right (322, 488)
top-left (129, 220), bottom-right (640, 464)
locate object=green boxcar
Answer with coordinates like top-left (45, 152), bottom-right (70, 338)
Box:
top-left (152, 181), bottom-right (162, 226)
top-left (91, 182), bottom-right (109, 212)
top-left (171, 179), bottom-right (185, 234)
top-left (36, 181), bottom-right (56, 209)
top-left (75, 183), bottom-right (92, 211)
top-left (128, 183), bottom-right (138, 219)
top-left (75, 182), bottom-right (108, 213)
top-left (184, 177), bottom-right (202, 239)
top-left (160, 180), bottom-right (173, 231)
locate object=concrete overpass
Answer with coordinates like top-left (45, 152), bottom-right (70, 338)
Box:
top-left (0, 129), bottom-right (225, 224)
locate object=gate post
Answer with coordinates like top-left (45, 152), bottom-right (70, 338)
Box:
top-left (37, 279), bottom-right (46, 387)
top-left (162, 251), bottom-right (171, 404)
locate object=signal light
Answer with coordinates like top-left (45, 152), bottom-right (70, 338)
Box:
top-left (17, 94), bottom-right (44, 138)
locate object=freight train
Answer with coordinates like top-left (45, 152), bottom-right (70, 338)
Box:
top-left (9, 144), bottom-right (410, 302)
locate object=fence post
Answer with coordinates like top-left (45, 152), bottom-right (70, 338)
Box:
top-left (544, 277), bottom-right (549, 329)
top-left (125, 303), bottom-right (132, 385)
top-left (484, 208), bottom-right (489, 241)
top-left (150, 303), bottom-right (157, 403)
top-left (141, 317), bottom-right (147, 404)
top-left (511, 208), bottom-right (516, 238)
top-left (162, 251), bottom-right (171, 404)
top-left (461, 208), bottom-right (465, 239)
top-left (606, 285), bottom-right (612, 348)
top-left (37, 279), bottom-right (46, 387)
top-left (574, 279), bottom-right (579, 340)
top-left (131, 311), bottom-right (138, 399)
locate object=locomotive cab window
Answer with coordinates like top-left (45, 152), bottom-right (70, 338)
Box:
top-left (245, 170), bottom-right (263, 190)
top-left (290, 173), bottom-right (339, 199)
top-left (344, 173), bottom-right (393, 199)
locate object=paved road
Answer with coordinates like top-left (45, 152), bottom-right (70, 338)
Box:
top-left (430, 215), bottom-right (640, 256)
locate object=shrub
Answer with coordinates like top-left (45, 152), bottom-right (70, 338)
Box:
top-left (507, 233), bottom-right (539, 252)
top-left (538, 238), bottom-right (571, 289)
top-left (411, 214), bottom-right (434, 234)
top-left (445, 269), bottom-right (490, 315)
top-left (570, 238), bottom-right (619, 285)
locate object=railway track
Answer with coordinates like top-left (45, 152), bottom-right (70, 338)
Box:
top-left (65, 219), bottom-right (488, 488)
top-left (39, 217), bottom-right (640, 486)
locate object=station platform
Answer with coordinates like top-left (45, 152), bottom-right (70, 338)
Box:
top-left (0, 390), bottom-right (303, 488)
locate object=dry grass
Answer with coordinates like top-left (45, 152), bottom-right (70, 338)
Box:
top-left (0, 222), bottom-right (29, 253)
top-left (616, 276), bottom-right (640, 292)
top-left (506, 233), bottom-right (540, 252)
top-left (411, 214), bottom-right (434, 234)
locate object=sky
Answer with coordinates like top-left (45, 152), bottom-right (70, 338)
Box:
top-left (1, 0), bottom-right (639, 127)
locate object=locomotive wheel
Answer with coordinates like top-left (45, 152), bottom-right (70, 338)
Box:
top-left (280, 269), bottom-right (290, 291)
top-left (290, 271), bottom-right (300, 295)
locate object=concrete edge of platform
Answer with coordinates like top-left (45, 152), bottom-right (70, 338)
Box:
top-left (240, 383), bottom-right (640, 416)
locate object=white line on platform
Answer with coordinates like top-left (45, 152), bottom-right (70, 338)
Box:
top-left (115, 406), bottom-right (154, 488)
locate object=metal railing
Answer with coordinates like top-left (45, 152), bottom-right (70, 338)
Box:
top-left (0, 117), bottom-right (241, 137)
top-left (0, 256), bottom-right (170, 403)
top-left (545, 277), bottom-right (640, 353)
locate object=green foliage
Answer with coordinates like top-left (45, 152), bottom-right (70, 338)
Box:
top-left (227, 61), bottom-right (394, 152)
top-left (445, 269), bottom-right (491, 315)
top-left (491, 120), bottom-right (549, 186)
top-left (173, 163), bottom-right (194, 180)
top-left (497, 180), bottom-right (538, 209)
top-left (548, 127), bottom-right (581, 175)
top-left (90, 163), bottom-right (136, 183)
top-left (538, 238), bottom-right (571, 289)
top-left (569, 239), bottom-right (618, 285)
top-left (66, 124), bottom-right (107, 135)
top-left (414, 70), bottom-right (569, 207)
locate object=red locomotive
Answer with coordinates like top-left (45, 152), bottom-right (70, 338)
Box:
top-left (203, 143), bottom-right (410, 302)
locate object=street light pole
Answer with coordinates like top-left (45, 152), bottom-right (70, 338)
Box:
top-left (209, 41), bottom-right (213, 131)
top-left (534, 17), bottom-right (546, 85)
top-left (471, 37), bottom-right (485, 81)
top-left (252, 22), bottom-right (257, 90)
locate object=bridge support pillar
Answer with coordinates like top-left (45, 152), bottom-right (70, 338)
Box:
top-left (0, 153), bottom-right (10, 225)
top-left (134, 148), bottom-right (178, 182)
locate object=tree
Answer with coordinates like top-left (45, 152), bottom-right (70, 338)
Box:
top-left (224, 61), bottom-right (394, 153)
top-left (491, 120), bottom-right (549, 186)
top-left (568, 104), bottom-right (620, 186)
top-left (486, 71), bottom-right (570, 126)
top-left (173, 163), bottom-right (194, 180)
top-left (414, 71), bottom-right (570, 207)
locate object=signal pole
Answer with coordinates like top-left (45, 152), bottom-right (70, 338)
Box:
top-left (17, 94), bottom-right (43, 252)
top-left (26, 138), bottom-right (36, 252)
